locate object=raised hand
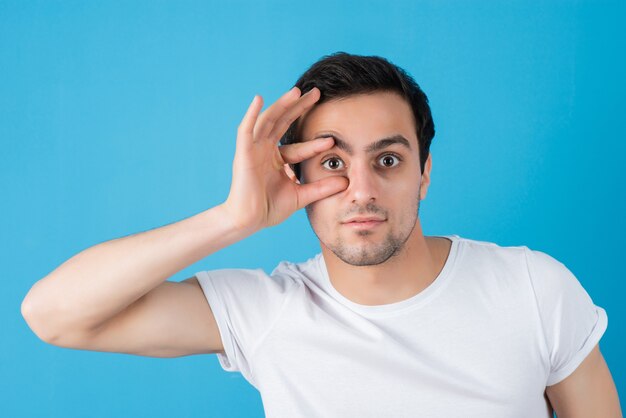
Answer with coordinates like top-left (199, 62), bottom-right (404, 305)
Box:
top-left (223, 86), bottom-right (349, 232)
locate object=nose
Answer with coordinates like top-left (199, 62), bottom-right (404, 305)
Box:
top-left (346, 161), bottom-right (379, 205)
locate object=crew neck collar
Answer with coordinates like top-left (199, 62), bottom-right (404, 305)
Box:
top-left (315, 234), bottom-right (463, 317)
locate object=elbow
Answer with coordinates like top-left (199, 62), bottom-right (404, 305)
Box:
top-left (21, 289), bottom-right (64, 345)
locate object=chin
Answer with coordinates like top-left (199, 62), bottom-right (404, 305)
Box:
top-left (331, 245), bottom-right (399, 267)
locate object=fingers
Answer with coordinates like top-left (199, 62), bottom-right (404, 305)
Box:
top-left (296, 175), bottom-right (349, 209)
top-left (284, 163), bottom-right (300, 184)
top-left (238, 95), bottom-right (263, 137)
top-left (280, 136), bottom-right (335, 165)
top-left (253, 86), bottom-right (302, 142)
top-left (237, 86), bottom-right (321, 152)
top-left (266, 87), bottom-right (321, 141)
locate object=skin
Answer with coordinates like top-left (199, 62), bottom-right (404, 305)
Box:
top-left (297, 91), bottom-right (452, 306)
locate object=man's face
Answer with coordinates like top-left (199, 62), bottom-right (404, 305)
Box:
top-left (299, 91), bottom-right (432, 266)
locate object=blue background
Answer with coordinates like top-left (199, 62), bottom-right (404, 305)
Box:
top-left (3, 0), bottom-right (624, 416)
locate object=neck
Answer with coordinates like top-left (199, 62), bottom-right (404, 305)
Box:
top-left (321, 220), bottom-right (450, 306)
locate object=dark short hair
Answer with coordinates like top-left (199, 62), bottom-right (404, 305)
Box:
top-left (280, 51), bottom-right (435, 181)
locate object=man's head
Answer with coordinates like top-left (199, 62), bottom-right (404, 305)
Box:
top-left (281, 52), bottom-right (436, 266)
top-left (280, 52), bottom-right (435, 181)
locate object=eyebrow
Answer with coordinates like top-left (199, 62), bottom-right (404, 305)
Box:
top-left (312, 133), bottom-right (412, 155)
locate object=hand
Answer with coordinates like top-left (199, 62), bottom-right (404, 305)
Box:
top-left (223, 86), bottom-right (349, 232)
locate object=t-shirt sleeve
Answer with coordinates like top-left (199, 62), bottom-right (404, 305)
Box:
top-left (193, 267), bottom-right (296, 387)
top-left (524, 247), bottom-right (608, 386)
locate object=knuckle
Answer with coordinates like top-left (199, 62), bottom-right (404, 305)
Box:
top-left (263, 114), bottom-right (277, 125)
top-left (275, 115), bottom-right (289, 129)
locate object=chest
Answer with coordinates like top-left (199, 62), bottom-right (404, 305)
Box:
top-left (250, 288), bottom-right (551, 417)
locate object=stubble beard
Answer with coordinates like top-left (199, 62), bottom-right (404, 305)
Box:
top-left (306, 187), bottom-right (422, 267)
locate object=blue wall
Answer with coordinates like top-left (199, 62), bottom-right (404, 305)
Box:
top-left (3, 1), bottom-right (624, 416)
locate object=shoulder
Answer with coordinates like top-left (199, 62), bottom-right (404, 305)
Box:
top-left (270, 253), bottom-right (323, 281)
top-left (521, 246), bottom-right (581, 291)
top-left (453, 235), bottom-right (530, 271)
top-left (457, 236), bottom-right (579, 288)
top-left (195, 254), bottom-right (321, 296)
top-left (453, 235), bottom-right (526, 253)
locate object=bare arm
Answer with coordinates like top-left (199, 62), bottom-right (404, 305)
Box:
top-left (21, 86), bottom-right (348, 355)
top-left (21, 204), bottom-right (244, 344)
top-left (546, 344), bottom-right (622, 418)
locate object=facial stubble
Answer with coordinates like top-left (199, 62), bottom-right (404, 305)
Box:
top-left (306, 184), bottom-right (422, 267)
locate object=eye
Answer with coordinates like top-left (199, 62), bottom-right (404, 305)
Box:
top-left (378, 154), bottom-right (401, 168)
top-left (321, 157), bottom-right (345, 170)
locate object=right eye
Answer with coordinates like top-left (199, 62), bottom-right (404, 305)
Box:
top-left (321, 157), bottom-right (345, 171)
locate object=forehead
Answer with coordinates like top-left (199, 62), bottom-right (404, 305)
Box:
top-left (298, 91), bottom-right (418, 146)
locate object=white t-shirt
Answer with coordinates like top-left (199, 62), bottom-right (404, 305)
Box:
top-left (194, 235), bottom-right (608, 418)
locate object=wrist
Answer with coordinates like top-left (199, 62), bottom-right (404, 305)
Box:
top-left (217, 200), bottom-right (261, 237)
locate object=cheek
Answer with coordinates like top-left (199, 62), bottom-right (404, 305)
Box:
top-left (385, 174), bottom-right (420, 196)
top-left (307, 198), bottom-right (330, 217)
top-left (387, 178), bottom-right (421, 215)
top-left (306, 197), bottom-right (338, 228)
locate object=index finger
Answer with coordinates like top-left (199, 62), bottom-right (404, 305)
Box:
top-left (279, 136), bottom-right (335, 165)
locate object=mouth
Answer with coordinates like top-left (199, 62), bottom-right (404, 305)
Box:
top-left (342, 219), bottom-right (386, 230)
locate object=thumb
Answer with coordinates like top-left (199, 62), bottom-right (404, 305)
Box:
top-left (296, 176), bottom-right (349, 209)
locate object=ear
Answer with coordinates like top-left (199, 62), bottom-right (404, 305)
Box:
top-left (419, 152), bottom-right (433, 200)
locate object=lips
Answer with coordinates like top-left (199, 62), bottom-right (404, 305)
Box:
top-left (342, 216), bottom-right (386, 224)
top-left (341, 216), bottom-right (386, 230)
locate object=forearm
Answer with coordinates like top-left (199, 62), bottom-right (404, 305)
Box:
top-left (22, 203), bottom-right (249, 338)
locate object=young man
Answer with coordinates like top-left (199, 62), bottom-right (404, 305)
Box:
top-left (21, 52), bottom-right (621, 417)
